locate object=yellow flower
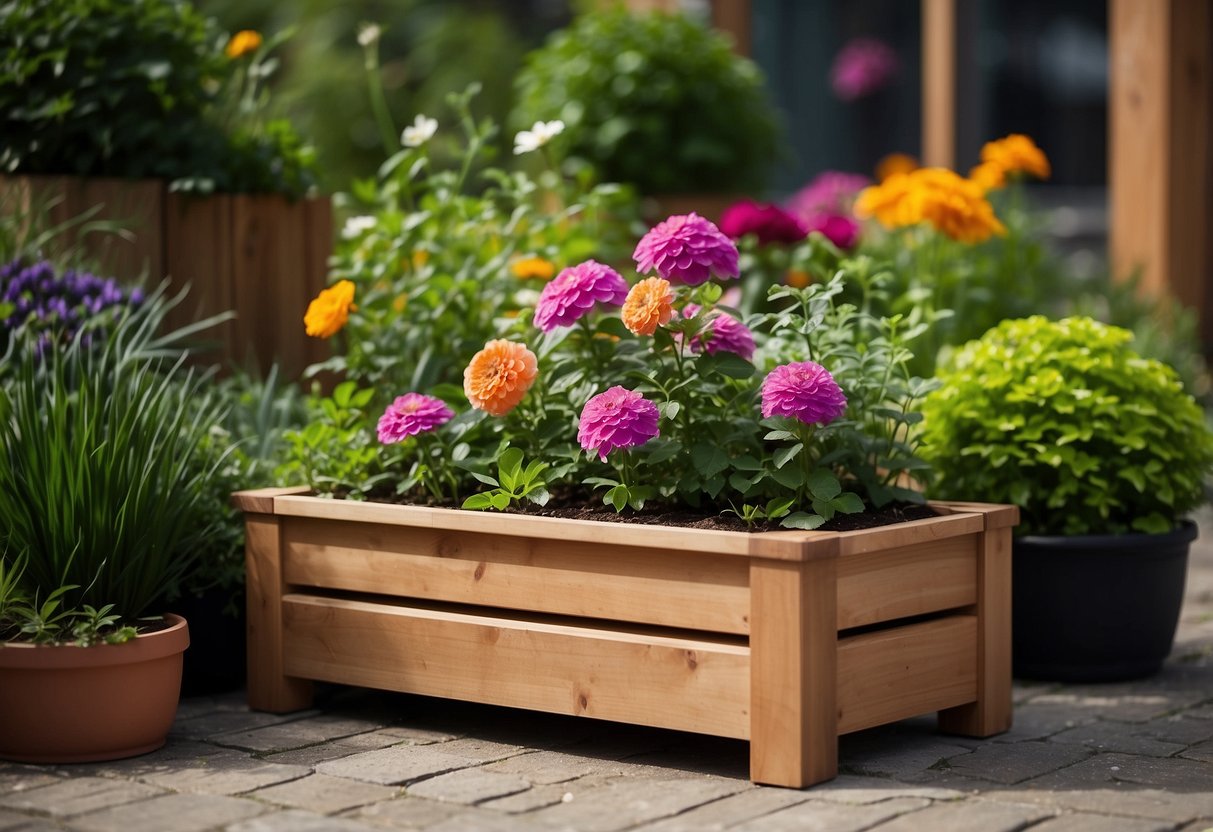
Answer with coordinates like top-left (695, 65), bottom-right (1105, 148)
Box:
top-left (412, 249), bottom-right (430, 269)
top-left (856, 169), bottom-right (1005, 244)
top-left (225, 30), bottom-right (263, 59)
top-left (511, 256), bottom-right (556, 281)
top-left (855, 173), bottom-right (922, 229)
top-left (875, 152), bottom-right (918, 182)
top-left (969, 161), bottom-right (1006, 192)
top-left (304, 280), bottom-right (356, 338)
top-left (392, 294), bottom-right (407, 313)
top-left (979, 134), bottom-right (1050, 182)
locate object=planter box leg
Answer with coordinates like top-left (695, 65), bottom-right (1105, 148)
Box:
top-left (938, 527), bottom-right (1012, 737)
top-left (245, 514), bottom-right (313, 713)
top-left (750, 556), bottom-right (838, 788)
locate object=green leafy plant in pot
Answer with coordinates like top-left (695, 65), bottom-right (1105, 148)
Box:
top-left (920, 315), bottom-right (1213, 681)
top-left (0, 280), bottom-right (226, 762)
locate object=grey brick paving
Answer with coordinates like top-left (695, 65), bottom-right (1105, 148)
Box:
top-left (0, 777), bottom-right (164, 817)
top-left (865, 799), bottom-right (1054, 831)
top-left (404, 768), bottom-right (531, 805)
top-left (68, 793), bottom-right (265, 832)
top-left (1048, 722), bottom-right (1189, 757)
top-left (214, 716), bottom-right (388, 752)
top-left (633, 787), bottom-right (814, 831)
top-left (139, 758), bottom-right (309, 796)
top-left (249, 773), bottom-right (399, 813)
top-left (1029, 814), bottom-right (1174, 832)
top-left (944, 740), bottom-right (1093, 784)
top-left (526, 776), bottom-right (749, 832)
top-left (730, 796), bottom-right (932, 832)
top-left (225, 808), bottom-right (382, 831)
top-left (0, 809), bottom-right (33, 831)
top-left (345, 795), bottom-right (468, 829)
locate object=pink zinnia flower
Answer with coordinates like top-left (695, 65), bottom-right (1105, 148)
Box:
top-left (532, 259), bottom-right (629, 332)
top-left (633, 213), bottom-right (739, 286)
top-left (804, 213), bottom-right (861, 250)
top-left (682, 304), bottom-right (755, 360)
top-left (761, 362), bottom-right (848, 425)
top-left (377, 393), bottom-right (454, 443)
top-left (786, 171), bottom-right (871, 222)
top-left (830, 37), bottom-right (899, 101)
top-left (719, 201), bottom-right (808, 245)
top-left (577, 386), bottom-right (660, 461)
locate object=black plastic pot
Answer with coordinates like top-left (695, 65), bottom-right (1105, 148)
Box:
top-left (1012, 521), bottom-right (1197, 682)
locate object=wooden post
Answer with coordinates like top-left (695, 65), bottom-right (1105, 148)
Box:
top-left (235, 489), bottom-right (314, 713)
top-left (1109, 0), bottom-right (1213, 348)
top-left (749, 553), bottom-right (838, 788)
top-left (921, 0), bottom-right (957, 168)
top-left (712, 0), bottom-right (751, 56)
top-left (938, 513), bottom-right (1014, 737)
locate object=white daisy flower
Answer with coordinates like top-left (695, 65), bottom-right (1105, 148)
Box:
top-left (342, 215), bottom-right (377, 239)
top-left (402, 114), bottom-right (438, 148)
top-left (513, 120), bottom-right (565, 155)
top-left (357, 23), bottom-right (381, 47)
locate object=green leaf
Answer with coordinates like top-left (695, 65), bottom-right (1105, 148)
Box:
top-left (489, 492), bottom-right (512, 511)
top-left (604, 484), bottom-right (629, 513)
top-left (497, 447), bottom-right (524, 492)
top-left (781, 512), bottom-right (827, 530)
top-left (771, 465), bottom-right (805, 489)
top-left (764, 497), bottom-right (795, 518)
top-left (806, 469), bottom-right (841, 501)
top-left (471, 472), bottom-right (500, 487)
top-left (526, 487), bottom-right (551, 507)
top-left (691, 443), bottom-right (729, 477)
top-left (764, 430), bottom-right (797, 442)
top-left (830, 492), bottom-right (865, 514)
top-left (772, 443), bottom-right (803, 469)
top-left (461, 493), bottom-right (495, 510)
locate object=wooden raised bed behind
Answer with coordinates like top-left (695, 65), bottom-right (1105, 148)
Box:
top-left (233, 488), bottom-right (1017, 788)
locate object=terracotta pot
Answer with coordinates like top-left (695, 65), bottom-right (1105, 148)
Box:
top-left (0, 614), bottom-right (190, 763)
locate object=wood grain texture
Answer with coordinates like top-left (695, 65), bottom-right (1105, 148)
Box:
top-left (749, 558), bottom-right (838, 788)
top-left (281, 516), bottom-right (751, 634)
top-left (164, 193), bottom-right (234, 361)
top-left (835, 513), bottom-right (983, 556)
top-left (932, 501), bottom-right (1019, 530)
top-left (837, 614), bottom-right (977, 735)
top-left (938, 527), bottom-right (1013, 737)
top-left (282, 594), bottom-right (751, 739)
top-left (245, 515), bottom-right (313, 713)
top-left (922, 0), bottom-right (957, 168)
top-left (837, 535), bottom-right (977, 630)
top-left (231, 486), bottom-right (312, 514)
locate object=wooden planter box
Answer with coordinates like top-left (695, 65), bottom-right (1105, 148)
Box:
top-left (1, 175), bottom-right (331, 377)
top-left (233, 488), bottom-right (1017, 788)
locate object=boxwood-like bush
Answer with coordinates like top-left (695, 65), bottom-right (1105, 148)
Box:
top-left (921, 316), bottom-right (1213, 536)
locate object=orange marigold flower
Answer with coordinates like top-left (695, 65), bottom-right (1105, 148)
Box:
top-left (980, 134), bottom-right (1050, 181)
top-left (463, 339), bottom-right (538, 417)
top-left (511, 256), bottom-right (556, 281)
top-left (969, 161), bottom-right (1006, 192)
top-left (785, 268), bottom-right (812, 289)
top-left (875, 152), bottom-right (918, 182)
top-left (621, 277), bottom-right (674, 336)
top-left (226, 30), bottom-right (263, 59)
top-left (913, 168), bottom-right (1006, 243)
top-left (855, 173), bottom-right (922, 228)
top-left (304, 280), bottom-right (356, 338)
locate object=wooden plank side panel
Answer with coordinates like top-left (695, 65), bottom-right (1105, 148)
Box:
top-left (282, 595), bottom-right (751, 739)
top-left (837, 615), bottom-right (977, 735)
top-left (834, 513), bottom-right (983, 556)
top-left (75, 177), bottom-right (164, 281)
top-left (164, 193), bottom-right (234, 361)
top-left (281, 516), bottom-right (751, 634)
top-left (836, 534), bottom-right (977, 630)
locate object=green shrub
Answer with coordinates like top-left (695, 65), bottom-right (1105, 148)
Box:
top-left (921, 316), bottom-right (1213, 536)
top-left (511, 8), bottom-right (781, 195)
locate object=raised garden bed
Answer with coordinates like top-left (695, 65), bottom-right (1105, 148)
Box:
top-left (233, 487), bottom-right (1017, 788)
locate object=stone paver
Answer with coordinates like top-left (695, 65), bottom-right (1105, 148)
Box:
top-left (1049, 721), bottom-right (1189, 757)
top-left (0, 777), bottom-right (164, 817)
top-left (634, 787), bottom-right (813, 831)
top-left (225, 808), bottom-right (382, 832)
top-left (314, 739), bottom-right (526, 787)
top-left (249, 773), bottom-right (399, 813)
top-left (345, 795), bottom-right (468, 829)
top-left (404, 768), bottom-right (531, 805)
top-left (1030, 814), bottom-right (1174, 832)
top-left (865, 799), bottom-right (1053, 831)
top-left (527, 776), bottom-right (750, 832)
top-left (139, 758), bottom-right (309, 796)
top-left (731, 797), bottom-right (931, 832)
top-left (69, 793), bottom-right (265, 832)
top-left (944, 740), bottom-right (1092, 784)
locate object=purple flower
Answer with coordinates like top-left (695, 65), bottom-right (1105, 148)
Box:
top-left (761, 362), bottom-right (848, 425)
top-left (804, 213), bottom-right (861, 250)
top-left (633, 213), bottom-right (739, 286)
top-left (532, 260), bottom-right (628, 333)
top-left (719, 201), bottom-right (808, 245)
top-left (376, 393), bottom-right (454, 444)
top-left (578, 386), bottom-right (660, 461)
top-left (830, 37), bottom-right (899, 101)
top-left (786, 171), bottom-right (871, 222)
top-left (682, 304), bottom-right (755, 360)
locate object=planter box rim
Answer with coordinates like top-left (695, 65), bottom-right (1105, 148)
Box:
top-left (232, 487), bottom-right (1017, 563)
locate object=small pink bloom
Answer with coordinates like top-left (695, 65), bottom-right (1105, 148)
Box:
top-left (804, 213), bottom-right (861, 250)
top-left (377, 393), bottom-right (454, 443)
top-left (578, 386), bottom-right (660, 461)
top-left (719, 201), bottom-right (807, 245)
top-left (830, 37), bottom-right (899, 101)
top-left (761, 362), bottom-right (847, 425)
top-left (532, 259), bottom-right (629, 332)
top-left (786, 171), bottom-right (871, 222)
top-left (682, 304), bottom-right (755, 360)
top-left (633, 213), bottom-right (739, 286)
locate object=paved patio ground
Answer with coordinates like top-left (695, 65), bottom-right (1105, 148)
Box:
top-left (3, 512), bottom-right (1213, 832)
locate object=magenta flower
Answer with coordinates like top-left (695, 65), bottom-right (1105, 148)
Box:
top-left (578, 386), bottom-right (661, 461)
top-left (682, 304), bottom-right (755, 360)
top-left (761, 362), bottom-right (848, 425)
top-left (804, 213), bottom-right (861, 250)
top-left (719, 201), bottom-right (808, 245)
top-left (377, 393), bottom-right (454, 444)
top-left (633, 213), bottom-right (739, 286)
top-left (786, 171), bottom-right (871, 222)
top-left (830, 37), bottom-right (899, 101)
top-left (532, 260), bottom-right (629, 332)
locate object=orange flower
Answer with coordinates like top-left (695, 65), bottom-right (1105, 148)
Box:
top-left (968, 161), bottom-right (1006, 192)
top-left (304, 280), bottom-right (356, 338)
top-left (511, 256), bottom-right (556, 281)
top-left (621, 277), bottom-right (674, 336)
top-left (785, 269), bottom-right (812, 289)
top-left (855, 173), bottom-right (922, 228)
top-left (463, 339), bottom-right (538, 417)
top-left (225, 30), bottom-right (263, 59)
top-left (980, 134), bottom-right (1050, 182)
top-left (875, 152), bottom-right (918, 182)
top-left (913, 168), bottom-right (1006, 243)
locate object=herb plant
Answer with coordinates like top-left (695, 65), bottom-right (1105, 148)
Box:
top-left (921, 316), bottom-right (1213, 536)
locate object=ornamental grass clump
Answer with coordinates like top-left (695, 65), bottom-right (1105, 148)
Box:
top-left (921, 316), bottom-right (1213, 536)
